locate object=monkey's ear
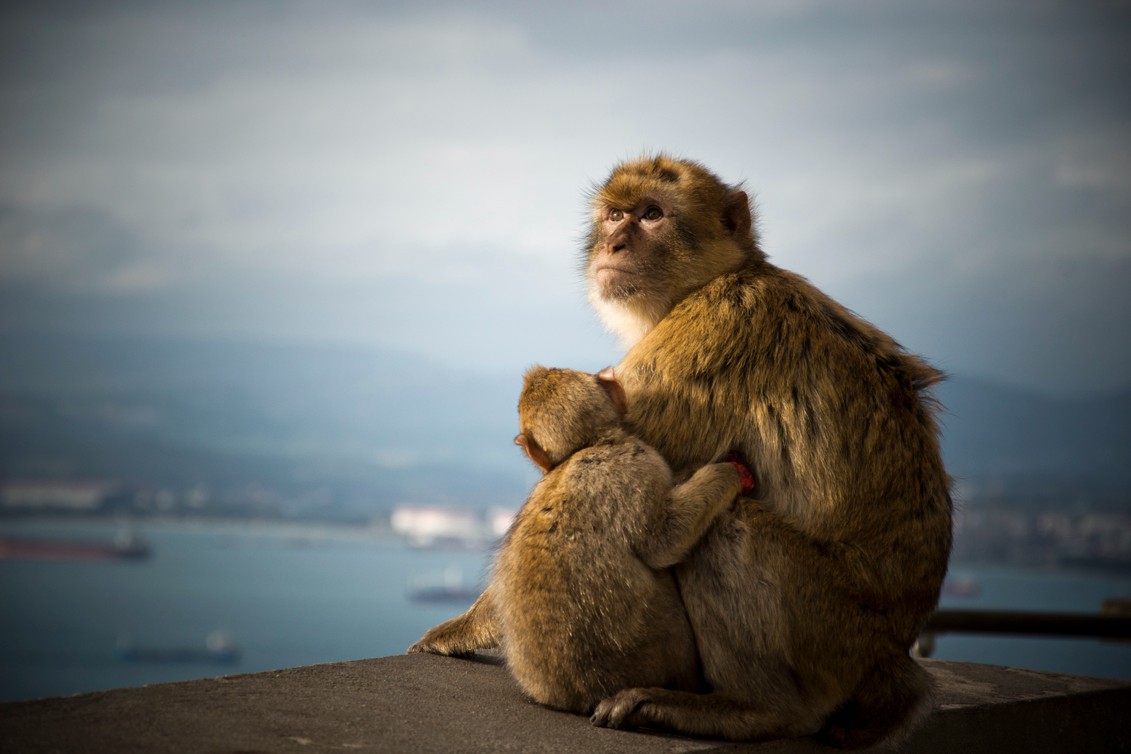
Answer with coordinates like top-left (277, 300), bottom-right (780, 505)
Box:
top-left (515, 433), bottom-right (554, 474)
top-left (597, 368), bottom-right (628, 417)
top-left (722, 190), bottom-right (752, 240)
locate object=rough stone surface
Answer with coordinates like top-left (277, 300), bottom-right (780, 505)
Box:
top-left (1, 654), bottom-right (1128, 753)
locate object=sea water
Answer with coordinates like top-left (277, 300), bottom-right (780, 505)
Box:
top-left (1, 519), bottom-right (1129, 702)
top-left (0, 520), bottom-right (489, 701)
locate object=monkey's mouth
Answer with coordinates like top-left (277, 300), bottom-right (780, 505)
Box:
top-left (594, 264), bottom-right (637, 286)
top-left (593, 266), bottom-right (641, 299)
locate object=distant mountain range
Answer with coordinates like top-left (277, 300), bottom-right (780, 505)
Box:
top-left (1, 333), bottom-right (1128, 518)
top-left (933, 376), bottom-right (1131, 498)
top-left (0, 333), bottom-right (535, 517)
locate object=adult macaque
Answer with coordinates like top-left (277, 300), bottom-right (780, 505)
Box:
top-left (585, 155), bottom-right (952, 747)
top-left (410, 366), bottom-right (746, 714)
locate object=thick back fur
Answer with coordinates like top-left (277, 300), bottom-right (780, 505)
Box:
top-left (584, 156), bottom-right (952, 746)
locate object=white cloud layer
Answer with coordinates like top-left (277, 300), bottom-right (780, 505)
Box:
top-left (1, 1), bottom-right (1128, 393)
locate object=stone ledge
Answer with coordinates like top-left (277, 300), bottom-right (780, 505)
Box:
top-left (1, 654), bottom-right (1128, 753)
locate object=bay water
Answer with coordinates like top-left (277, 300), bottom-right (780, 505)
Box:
top-left (1, 519), bottom-right (1129, 702)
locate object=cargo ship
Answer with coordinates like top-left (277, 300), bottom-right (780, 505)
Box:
top-left (0, 530), bottom-right (151, 561)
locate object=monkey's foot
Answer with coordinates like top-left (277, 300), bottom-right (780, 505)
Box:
top-left (594, 687), bottom-right (826, 742)
top-left (591, 687), bottom-right (656, 730)
top-left (406, 635), bottom-right (479, 656)
top-left (406, 630), bottom-right (469, 655)
top-left (406, 640), bottom-right (440, 654)
top-left (406, 606), bottom-right (499, 656)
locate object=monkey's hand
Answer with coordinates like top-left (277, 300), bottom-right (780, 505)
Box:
top-left (407, 588), bottom-right (501, 655)
top-left (591, 687), bottom-right (659, 731)
top-left (725, 452), bottom-right (756, 494)
top-left (643, 463), bottom-right (745, 569)
top-left (407, 615), bottom-right (483, 656)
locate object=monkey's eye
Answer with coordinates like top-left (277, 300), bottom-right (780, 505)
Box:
top-left (608, 208), bottom-right (625, 222)
top-left (642, 205), bottom-right (664, 221)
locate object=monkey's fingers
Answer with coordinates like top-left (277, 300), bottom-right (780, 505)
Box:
top-left (591, 687), bottom-right (653, 730)
top-left (725, 452), bottom-right (756, 494)
top-left (406, 633), bottom-right (476, 655)
top-left (406, 627), bottom-right (462, 655)
top-left (406, 639), bottom-right (471, 656)
top-left (406, 636), bottom-right (444, 654)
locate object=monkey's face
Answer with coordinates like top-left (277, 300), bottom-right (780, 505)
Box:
top-left (590, 196), bottom-right (674, 302)
top-left (584, 155), bottom-right (756, 348)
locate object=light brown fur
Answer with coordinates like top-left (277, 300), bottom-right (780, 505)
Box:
top-left (583, 156), bottom-right (952, 747)
top-left (409, 367), bottom-right (743, 715)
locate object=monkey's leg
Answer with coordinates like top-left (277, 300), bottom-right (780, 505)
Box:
top-left (591, 686), bottom-right (825, 741)
top-left (819, 652), bottom-right (935, 749)
top-left (668, 500), bottom-right (933, 746)
top-left (642, 463), bottom-right (741, 569)
top-left (407, 587), bottom-right (501, 655)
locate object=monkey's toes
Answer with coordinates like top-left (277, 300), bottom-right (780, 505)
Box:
top-left (591, 688), bottom-right (651, 730)
top-left (407, 638), bottom-right (448, 654)
top-left (407, 637), bottom-right (472, 656)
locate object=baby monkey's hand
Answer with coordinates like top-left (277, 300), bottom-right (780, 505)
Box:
top-left (725, 452), bottom-right (756, 494)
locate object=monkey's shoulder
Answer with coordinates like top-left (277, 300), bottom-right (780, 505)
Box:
top-left (513, 439), bottom-right (671, 530)
top-left (560, 438), bottom-right (671, 491)
top-left (659, 265), bottom-right (941, 391)
top-left (690, 265), bottom-right (857, 329)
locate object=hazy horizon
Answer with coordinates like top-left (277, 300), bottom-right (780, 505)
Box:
top-left (2, 327), bottom-right (1128, 401)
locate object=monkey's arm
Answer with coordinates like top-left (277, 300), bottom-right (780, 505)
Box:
top-left (407, 585), bottom-right (502, 655)
top-left (641, 463), bottom-right (742, 569)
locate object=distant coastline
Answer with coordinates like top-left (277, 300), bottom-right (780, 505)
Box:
top-left (2, 507), bottom-right (1129, 576)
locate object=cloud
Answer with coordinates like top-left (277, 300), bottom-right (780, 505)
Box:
top-left (0, 1), bottom-right (1128, 393)
top-left (0, 204), bottom-right (176, 293)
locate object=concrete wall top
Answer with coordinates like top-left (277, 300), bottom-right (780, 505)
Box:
top-left (1, 653), bottom-right (1129, 753)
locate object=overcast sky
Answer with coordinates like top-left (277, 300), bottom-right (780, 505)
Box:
top-left (1, 1), bottom-right (1129, 395)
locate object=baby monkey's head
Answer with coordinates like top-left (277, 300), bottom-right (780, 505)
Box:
top-left (515, 366), bottom-right (627, 474)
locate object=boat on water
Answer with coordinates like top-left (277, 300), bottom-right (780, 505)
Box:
top-left (115, 630), bottom-right (240, 665)
top-left (942, 575), bottom-right (980, 597)
top-left (408, 567), bottom-right (482, 603)
top-left (390, 505), bottom-right (513, 550)
top-left (0, 530), bottom-right (151, 561)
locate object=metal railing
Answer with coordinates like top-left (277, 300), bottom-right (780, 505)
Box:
top-left (914, 599), bottom-right (1131, 658)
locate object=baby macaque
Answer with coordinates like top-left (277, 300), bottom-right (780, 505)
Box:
top-left (409, 366), bottom-right (746, 715)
